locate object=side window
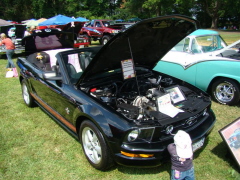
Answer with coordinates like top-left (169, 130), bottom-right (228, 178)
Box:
top-left (172, 38), bottom-right (190, 52)
top-left (79, 52), bottom-right (93, 71)
top-left (62, 53), bottom-right (82, 84)
top-left (61, 50), bottom-right (95, 84)
top-left (103, 21), bottom-right (109, 27)
top-left (183, 38), bottom-right (190, 52)
top-left (172, 39), bottom-right (184, 52)
top-left (191, 39), bottom-right (201, 54)
top-left (95, 22), bottom-right (102, 27)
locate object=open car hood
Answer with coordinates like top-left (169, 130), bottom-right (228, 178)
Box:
top-left (80, 15), bottom-right (199, 81)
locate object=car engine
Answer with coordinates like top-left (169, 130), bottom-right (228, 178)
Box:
top-left (84, 70), bottom-right (211, 124)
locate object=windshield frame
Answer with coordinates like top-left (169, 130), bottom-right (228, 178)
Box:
top-left (194, 34), bottom-right (227, 53)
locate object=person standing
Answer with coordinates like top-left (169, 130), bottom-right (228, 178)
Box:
top-left (24, 27), bottom-right (31, 37)
top-left (167, 130), bottom-right (195, 180)
top-left (0, 33), bottom-right (18, 77)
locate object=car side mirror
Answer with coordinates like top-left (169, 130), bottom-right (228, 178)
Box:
top-left (43, 71), bottom-right (62, 81)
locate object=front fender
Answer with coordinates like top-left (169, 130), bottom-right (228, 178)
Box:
top-left (72, 103), bottom-right (131, 142)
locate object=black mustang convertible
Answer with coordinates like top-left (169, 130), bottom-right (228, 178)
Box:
top-left (17, 15), bottom-right (216, 171)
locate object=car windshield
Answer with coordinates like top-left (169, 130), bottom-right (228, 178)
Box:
top-left (195, 35), bottom-right (227, 53)
top-left (103, 20), bottom-right (116, 27)
top-left (171, 34), bottom-right (228, 54)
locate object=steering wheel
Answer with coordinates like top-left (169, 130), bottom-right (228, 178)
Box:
top-left (209, 41), bottom-right (218, 51)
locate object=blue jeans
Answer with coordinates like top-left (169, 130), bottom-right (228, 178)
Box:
top-left (6, 49), bottom-right (15, 68)
top-left (171, 167), bottom-right (195, 180)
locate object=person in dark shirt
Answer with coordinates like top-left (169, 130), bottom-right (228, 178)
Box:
top-left (167, 130), bottom-right (195, 180)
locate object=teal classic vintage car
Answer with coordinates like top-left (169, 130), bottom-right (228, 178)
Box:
top-left (154, 29), bottom-right (240, 105)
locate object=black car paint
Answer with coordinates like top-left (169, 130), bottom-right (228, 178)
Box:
top-left (17, 15), bottom-right (216, 169)
top-left (18, 50), bottom-right (216, 168)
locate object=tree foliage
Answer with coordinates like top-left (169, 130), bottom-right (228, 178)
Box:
top-left (0, 0), bottom-right (239, 28)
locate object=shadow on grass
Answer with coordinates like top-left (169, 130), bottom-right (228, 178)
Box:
top-left (116, 162), bottom-right (171, 175)
top-left (212, 141), bottom-right (240, 172)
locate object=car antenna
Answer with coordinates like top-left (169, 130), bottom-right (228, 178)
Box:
top-left (127, 37), bottom-right (141, 96)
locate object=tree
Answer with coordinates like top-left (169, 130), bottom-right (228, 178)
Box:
top-left (142, 0), bottom-right (175, 16)
top-left (1, 0), bottom-right (35, 21)
top-left (194, 0), bottom-right (232, 29)
top-left (0, 0), bottom-right (239, 29)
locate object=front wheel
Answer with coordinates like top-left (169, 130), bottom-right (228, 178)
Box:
top-left (79, 120), bottom-right (114, 171)
top-left (101, 35), bottom-right (111, 45)
top-left (21, 79), bottom-right (35, 107)
top-left (211, 78), bottom-right (240, 105)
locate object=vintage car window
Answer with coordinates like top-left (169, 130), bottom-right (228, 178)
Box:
top-left (183, 38), bottom-right (190, 52)
top-left (171, 37), bottom-right (190, 52)
top-left (196, 35), bottom-right (225, 53)
top-left (191, 39), bottom-right (201, 54)
top-left (217, 35), bottom-right (228, 48)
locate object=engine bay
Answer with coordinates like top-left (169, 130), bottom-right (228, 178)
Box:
top-left (82, 70), bottom-right (211, 125)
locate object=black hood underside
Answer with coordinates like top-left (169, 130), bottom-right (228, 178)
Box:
top-left (82, 15), bottom-right (199, 80)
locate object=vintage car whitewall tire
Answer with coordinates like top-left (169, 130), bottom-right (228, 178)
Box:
top-left (21, 80), bottom-right (35, 107)
top-left (212, 78), bottom-right (240, 105)
top-left (79, 120), bottom-right (114, 170)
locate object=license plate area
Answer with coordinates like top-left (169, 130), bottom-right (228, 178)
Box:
top-left (192, 137), bottom-right (205, 152)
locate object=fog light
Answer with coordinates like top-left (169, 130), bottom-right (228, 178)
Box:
top-left (121, 151), bottom-right (154, 158)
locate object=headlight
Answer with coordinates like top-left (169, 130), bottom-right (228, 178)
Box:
top-left (127, 129), bottom-right (139, 142)
top-left (127, 128), bottom-right (155, 142)
top-left (111, 30), bottom-right (119, 33)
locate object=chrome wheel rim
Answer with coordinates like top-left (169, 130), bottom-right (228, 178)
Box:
top-left (82, 127), bottom-right (102, 164)
top-left (22, 84), bottom-right (30, 104)
top-left (215, 82), bottom-right (234, 103)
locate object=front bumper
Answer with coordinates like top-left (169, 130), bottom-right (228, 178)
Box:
top-left (112, 110), bottom-right (216, 167)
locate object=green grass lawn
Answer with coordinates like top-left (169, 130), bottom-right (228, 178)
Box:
top-left (0, 31), bottom-right (240, 180)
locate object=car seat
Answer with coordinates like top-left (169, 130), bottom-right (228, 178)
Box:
top-left (79, 52), bottom-right (92, 71)
top-left (66, 64), bottom-right (77, 78)
top-left (33, 52), bottom-right (52, 71)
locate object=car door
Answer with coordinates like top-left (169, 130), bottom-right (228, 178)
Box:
top-left (30, 59), bottom-right (80, 127)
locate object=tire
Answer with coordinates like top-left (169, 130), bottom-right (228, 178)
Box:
top-left (79, 120), bottom-right (114, 171)
top-left (211, 78), bottom-right (240, 105)
top-left (101, 35), bottom-right (111, 45)
top-left (21, 79), bottom-right (35, 107)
